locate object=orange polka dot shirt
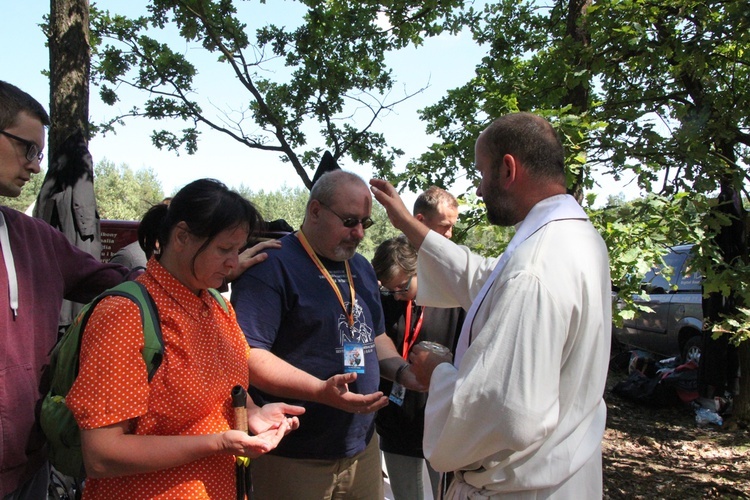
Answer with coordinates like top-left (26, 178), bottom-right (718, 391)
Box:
top-left (67, 258), bottom-right (250, 499)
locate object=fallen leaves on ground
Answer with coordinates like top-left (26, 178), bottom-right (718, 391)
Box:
top-left (603, 370), bottom-right (750, 499)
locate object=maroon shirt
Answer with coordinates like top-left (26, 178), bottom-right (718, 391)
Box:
top-left (0, 206), bottom-right (133, 496)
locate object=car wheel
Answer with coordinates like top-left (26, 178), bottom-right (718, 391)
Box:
top-left (682, 335), bottom-right (702, 364)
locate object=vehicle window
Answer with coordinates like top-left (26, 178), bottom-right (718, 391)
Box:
top-left (676, 256), bottom-right (702, 292)
top-left (642, 250), bottom-right (688, 293)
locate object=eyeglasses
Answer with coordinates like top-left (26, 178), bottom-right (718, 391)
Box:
top-left (380, 275), bottom-right (414, 296)
top-left (0, 130), bottom-right (43, 163)
top-left (319, 202), bottom-right (375, 230)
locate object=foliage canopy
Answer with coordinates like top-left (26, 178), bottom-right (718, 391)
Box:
top-left (90, 0), bottom-right (466, 188)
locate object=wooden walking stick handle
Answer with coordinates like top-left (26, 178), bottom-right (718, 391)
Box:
top-left (231, 385), bottom-right (250, 500)
top-left (232, 385), bottom-right (248, 434)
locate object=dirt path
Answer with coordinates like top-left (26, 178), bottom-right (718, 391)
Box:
top-left (603, 370), bottom-right (750, 499)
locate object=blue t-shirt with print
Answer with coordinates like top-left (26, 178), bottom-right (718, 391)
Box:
top-left (231, 232), bottom-right (385, 459)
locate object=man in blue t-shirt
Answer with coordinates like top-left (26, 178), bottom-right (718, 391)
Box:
top-left (231, 170), bottom-right (422, 499)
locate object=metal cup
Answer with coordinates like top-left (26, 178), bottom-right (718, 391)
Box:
top-left (417, 340), bottom-right (451, 356)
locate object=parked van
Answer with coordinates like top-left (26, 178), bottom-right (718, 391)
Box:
top-left (613, 244), bottom-right (703, 363)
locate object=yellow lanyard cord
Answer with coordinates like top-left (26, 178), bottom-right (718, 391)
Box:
top-left (297, 231), bottom-right (355, 328)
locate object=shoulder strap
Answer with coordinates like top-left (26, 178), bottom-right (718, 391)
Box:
top-left (77, 281), bottom-right (164, 381)
top-left (71, 285), bottom-right (222, 384)
top-left (207, 288), bottom-right (229, 313)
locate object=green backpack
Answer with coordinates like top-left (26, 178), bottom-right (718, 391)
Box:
top-left (40, 281), bottom-right (228, 478)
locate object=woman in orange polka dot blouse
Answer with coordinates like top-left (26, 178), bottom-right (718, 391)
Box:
top-left (67, 179), bottom-right (304, 499)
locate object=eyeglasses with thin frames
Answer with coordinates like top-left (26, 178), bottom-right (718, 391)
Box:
top-left (379, 275), bottom-right (414, 296)
top-left (0, 130), bottom-right (44, 163)
top-left (319, 202), bottom-right (375, 230)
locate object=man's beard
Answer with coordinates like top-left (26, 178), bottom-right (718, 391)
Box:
top-left (331, 238), bottom-right (361, 261)
top-left (484, 184), bottom-right (518, 227)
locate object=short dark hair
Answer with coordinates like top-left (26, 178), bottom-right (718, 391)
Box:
top-left (371, 235), bottom-right (417, 284)
top-left (139, 178), bottom-right (263, 274)
top-left (482, 112), bottom-right (565, 183)
top-left (0, 81), bottom-right (50, 129)
top-left (413, 186), bottom-right (458, 217)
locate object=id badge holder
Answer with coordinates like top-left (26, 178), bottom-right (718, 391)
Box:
top-left (389, 383), bottom-right (406, 406)
top-left (343, 342), bottom-right (365, 374)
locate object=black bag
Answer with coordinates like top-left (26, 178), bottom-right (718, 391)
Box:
top-left (48, 466), bottom-right (82, 500)
top-left (612, 371), bottom-right (661, 405)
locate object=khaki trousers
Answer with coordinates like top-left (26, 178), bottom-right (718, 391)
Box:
top-left (251, 435), bottom-right (384, 499)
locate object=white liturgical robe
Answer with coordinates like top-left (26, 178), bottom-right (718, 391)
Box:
top-left (417, 194), bottom-right (611, 499)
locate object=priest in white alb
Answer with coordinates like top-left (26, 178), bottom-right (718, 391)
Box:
top-left (370, 112), bottom-right (611, 499)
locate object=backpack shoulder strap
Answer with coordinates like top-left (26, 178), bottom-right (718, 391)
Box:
top-left (106, 281), bottom-right (164, 380)
top-left (80, 281), bottom-right (164, 381)
top-left (207, 288), bottom-right (229, 313)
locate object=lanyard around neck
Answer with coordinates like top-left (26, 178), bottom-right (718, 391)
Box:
top-left (297, 230), bottom-right (355, 328)
top-left (402, 300), bottom-right (424, 360)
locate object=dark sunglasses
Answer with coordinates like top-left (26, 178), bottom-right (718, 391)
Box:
top-left (320, 202), bottom-right (375, 230)
top-left (0, 130), bottom-right (43, 163)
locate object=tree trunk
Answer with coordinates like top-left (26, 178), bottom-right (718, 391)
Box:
top-left (49, 0), bottom-right (90, 152)
top-left (735, 340), bottom-right (750, 422)
top-left (564, 0), bottom-right (591, 203)
top-left (38, 0), bottom-right (98, 329)
top-left (699, 179), bottom-right (746, 422)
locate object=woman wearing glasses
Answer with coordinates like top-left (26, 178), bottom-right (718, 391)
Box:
top-left (372, 235), bottom-right (465, 500)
